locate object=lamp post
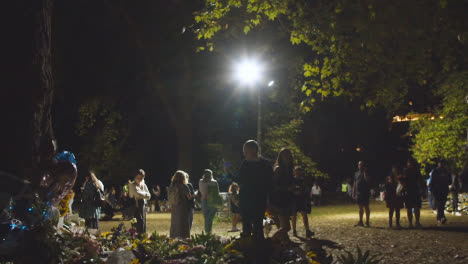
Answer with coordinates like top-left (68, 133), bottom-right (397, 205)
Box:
top-left (234, 59), bottom-right (273, 155)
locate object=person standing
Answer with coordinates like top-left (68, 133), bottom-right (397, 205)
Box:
top-left (121, 180), bottom-right (132, 220)
top-left (384, 166), bottom-right (404, 228)
top-left (228, 182), bottom-right (241, 232)
top-left (291, 166), bottom-right (314, 237)
top-left (79, 170), bottom-right (104, 230)
top-left (102, 186), bottom-right (116, 220)
top-left (198, 169), bottom-right (219, 234)
top-left (129, 169), bottom-right (151, 234)
top-left (341, 180), bottom-right (349, 202)
top-left (402, 159), bottom-right (424, 228)
top-left (270, 148), bottom-right (295, 240)
top-left (311, 183), bottom-right (322, 206)
top-left (430, 161), bottom-right (452, 224)
top-left (450, 171), bottom-right (462, 215)
top-left (427, 171), bottom-right (435, 212)
top-left (185, 173), bottom-right (196, 230)
top-left (352, 161), bottom-right (371, 227)
top-left (151, 185), bottom-right (161, 212)
top-left (239, 140), bottom-right (273, 240)
top-left (168, 170), bottom-right (191, 238)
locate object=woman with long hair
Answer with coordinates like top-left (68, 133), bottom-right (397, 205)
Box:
top-left (270, 148), bottom-right (295, 239)
top-left (79, 170), bottom-right (104, 230)
top-left (168, 170), bottom-right (191, 238)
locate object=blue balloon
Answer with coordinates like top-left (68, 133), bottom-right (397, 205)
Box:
top-left (54, 151), bottom-right (77, 165)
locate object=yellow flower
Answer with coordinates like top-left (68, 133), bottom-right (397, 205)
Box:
top-left (224, 242), bottom-right (234, 250)
top-left (169, 239), bottom-right (175, 244)
top-left (100, 232), bottom-right (111, 238)
top-left (306, 251), bottom-right (317, 258)
top-left (132, 239), bottom-right (140, 249)
top-left (130, 259), bottom-right (140, 264)
top-left (58, 192), bottom-right (73, 217)
top-left (142, 238), bottom-right (151, 244)
top-left (179, 244), bottom-right (189, 251)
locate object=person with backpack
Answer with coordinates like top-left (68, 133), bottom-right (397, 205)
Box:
top-left (168, 170), bottom-right (191, 238)
top-left (79, 170), bottom-right (104, 230)
top-left (199, 169), bottom-right (220, 234)
top-left (430, 161), bottom-right (452, 224)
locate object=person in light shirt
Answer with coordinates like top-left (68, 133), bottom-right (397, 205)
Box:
top-left (128, 169), bottom-right (151, 234)
top-left (311, 183), bottom-right (322, 206)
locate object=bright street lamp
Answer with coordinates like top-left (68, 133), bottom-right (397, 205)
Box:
top-left (234, 58), bottom-right (272, 155)
top-left (234, 59), bottom-right (262, 85)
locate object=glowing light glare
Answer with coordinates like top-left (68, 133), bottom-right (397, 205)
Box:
top-left (392, 113), bottom-right (444, 123)
top-left (268, 80), bottom-right (275, 87)
top-left (235, 59), bottom-right (262, 85)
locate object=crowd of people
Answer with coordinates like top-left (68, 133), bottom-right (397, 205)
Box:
top-left (74, 139), bottom-right (323, 241)
top-left (74, 139), bottom-right (462, 243)
top-left (353, 159), bottom-right (463, 229)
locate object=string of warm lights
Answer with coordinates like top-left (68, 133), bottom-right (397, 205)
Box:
top-left (392, 113), bottom-right (444, 123)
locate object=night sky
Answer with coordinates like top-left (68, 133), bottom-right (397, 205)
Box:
top-left (2, 0), bottom-right (409, 191)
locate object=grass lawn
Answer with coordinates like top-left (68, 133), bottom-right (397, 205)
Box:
top-left (99, 201), bottom-right (464, 236)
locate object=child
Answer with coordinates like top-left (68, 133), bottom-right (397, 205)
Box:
top-left (384, 174), bottom-right (403, 228)
top-left (228, 182), bottom-right (241, 232)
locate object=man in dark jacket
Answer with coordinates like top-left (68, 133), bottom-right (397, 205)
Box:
top-left (238, 140), bottom-right (273, 240)
top-left (430, 161), bottom-right (452, 225)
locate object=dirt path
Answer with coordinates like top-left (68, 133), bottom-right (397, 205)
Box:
top-left (294, 203), bottom-right (468, 264)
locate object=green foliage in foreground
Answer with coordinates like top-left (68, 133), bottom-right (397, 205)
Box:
top-left (337, 246), bottom-right (381, 264)
top-left (410, 71), bottom-right (468, 172)
top-left (263, 119), bottom-right (327, 178)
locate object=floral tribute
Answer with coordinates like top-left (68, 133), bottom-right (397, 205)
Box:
top-left (96, 223), bottom-right (320, 264)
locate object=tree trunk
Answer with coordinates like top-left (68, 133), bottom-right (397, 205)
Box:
top-left (1, 0), bottom-right (54, 182)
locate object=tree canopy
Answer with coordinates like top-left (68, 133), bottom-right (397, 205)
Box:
top-left (410, 71), bottom-right (468, 172)
top-left (194, 0), bottom-right (468, 113)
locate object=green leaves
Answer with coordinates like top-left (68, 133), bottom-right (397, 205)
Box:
top-left (410, 71), bottom-right (468, 171)
top-left (337, 246), bottom-right (381, 264)
top-left (263, 119), bottom-right (328, 178)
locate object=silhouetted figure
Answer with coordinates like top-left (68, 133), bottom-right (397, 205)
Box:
top-left (402, 159), bottom-right (424, 228)
top-left (239, 140), bottom-right (273, 240)
top-left (384, 166), bottom-right (403, 228)
top-left (291, 166), bottom-right (314, 237)
top-left (353, 161), bottom-right (371, 227)
top-left (430, 161), bottom-right (451, 225)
